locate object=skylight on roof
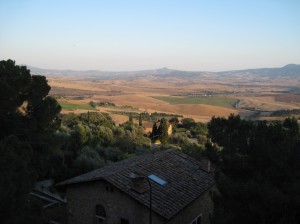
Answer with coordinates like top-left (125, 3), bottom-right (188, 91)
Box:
top-left (148, 174), bottom-right (167, 186)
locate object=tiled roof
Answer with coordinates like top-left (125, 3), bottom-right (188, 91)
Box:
top-left (57, 149), bottom-right (215, 220)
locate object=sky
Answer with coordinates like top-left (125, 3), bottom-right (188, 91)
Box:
top-left (1, 0), bottom-right (300, 71)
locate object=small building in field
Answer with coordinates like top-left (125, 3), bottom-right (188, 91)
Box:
top-left (57, 150), bottom-right (215, 224)
top-left (167, 123), bottom-right (173, 136)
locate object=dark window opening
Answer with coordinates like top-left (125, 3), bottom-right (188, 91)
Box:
top-left (197, 215), bottom-right (202, 224)
top-left (96, 204), bottom-right (106, 224)
top-left (190, 214), bottom-right (202, 224)
top-left (121, 218), bottom-right (129, 224)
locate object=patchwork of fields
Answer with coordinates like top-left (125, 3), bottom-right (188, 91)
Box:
top-left (48, 71), bottom-right (300, 123)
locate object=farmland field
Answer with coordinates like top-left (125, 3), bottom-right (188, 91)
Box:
top-left (46, 67), bottom-right (300, 123)
top-left (59, 102), bottom-right (97, 111)
top-left (152, 96), bottom-right (238, 109)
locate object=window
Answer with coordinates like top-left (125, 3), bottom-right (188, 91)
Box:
top-left (190, 214), bottom-right (202, 224)
top-left (95, 204), bottom-right (106, 224)
top-left (120, 218), bottom-right (129, 224)
top-left (148, 174), bottom-right (167, 186)
top-left (197, 215), bottom-right (202, 224)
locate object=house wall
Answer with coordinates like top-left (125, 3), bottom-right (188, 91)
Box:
top-left (66, 180), bottom-right (214, 224)
top-left (66, 180), bottom-right (164, 224)
top-left (166, 189), bottom-right (213, 224)
top-left (167, 124), bottom-right (173, 136)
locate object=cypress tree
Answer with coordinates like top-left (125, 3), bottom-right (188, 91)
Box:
top-left (128, 115), bottom-right (133, 125)
top-left (159, 118), bottom-right (169, 144)
top-left (139, 114), bottom-right (143, 126)
top-left (151, 122), bottom-right (158, 141)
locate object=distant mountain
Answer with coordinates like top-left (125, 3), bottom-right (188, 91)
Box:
top-left (217, 64), bottom-right (300, 77)
top-left (28, 66), bottom-right (210, 80)
top-left (28, 64), bottom-right (300, 79)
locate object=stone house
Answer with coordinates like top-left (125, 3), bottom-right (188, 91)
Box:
top-left (57, 149), bottom-right (215, 224)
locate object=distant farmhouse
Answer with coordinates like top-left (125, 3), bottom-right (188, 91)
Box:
top-left (57, 150), bottom-right (215, 224)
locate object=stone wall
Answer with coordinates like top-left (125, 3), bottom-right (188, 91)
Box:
top-left (167, 189), bottom-right (213, 224)
top-left (66, 180), bottom-right (164, 224)
top-left (66, 180), bottom-right (213, 224)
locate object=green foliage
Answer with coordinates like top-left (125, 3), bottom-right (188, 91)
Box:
top-left (169, 133), bottom-right (189, 146)
top-left (89, 101), bottom-right (97, 108)
top-left (0, 136), bottom-right (34, 223)
top-left (180, 118), bottom-right (207, 137)
top-left (72, 124), bottom-right (91, 146)
top-left (181, 117), bottom-right (196, 129)
top-left (109, 110), bottom-right (182, 122)
top-left (0, 59), bottom-right (61, 135)
top-left (181, 143), bottom-right (204, 160)
top-left (209, 115), bottom-right (300, 224)
top-left (58, 112), bottom-right (151, 179)
top-left (94, 126), bottom-right (114, 146)
top-left (128, 114), bottom-right (134, 125)
top-left (0, 60), bottom-right (62, 223)
top-left (270, 109), bottom-right (300, 117)
top-left (0, 59), bottom-right (31, 117)
top-left (139, 114), bottom-right (143, 126)
top-left (150, 122), bottom-right (159, 141)
top-left (158, 118), bottom-right (169, 144)
top-left (72, 146), bottom-right (105, 176)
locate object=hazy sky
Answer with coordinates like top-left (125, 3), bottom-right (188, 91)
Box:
top-left (1, 0), bottom-right (300, 71)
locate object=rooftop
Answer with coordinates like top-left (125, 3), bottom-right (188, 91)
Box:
top-left (57, 149), bottom-right (215, 220)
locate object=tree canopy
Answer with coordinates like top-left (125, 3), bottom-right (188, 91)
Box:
top-left (208, 115), bottom-right (300, 224)
top-left (0, 59), bottom-right (61, 223)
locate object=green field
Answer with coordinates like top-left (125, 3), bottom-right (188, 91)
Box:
top-left (152, 96), bottom-right (237, 109)
top-left (60, 102), bottom-right (97, 111)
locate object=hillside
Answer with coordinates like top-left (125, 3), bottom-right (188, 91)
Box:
top-left (28, 64), bottom-right (300, 123)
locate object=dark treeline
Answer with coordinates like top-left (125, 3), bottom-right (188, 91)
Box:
top-left (0, 60), bottom-right (62, 223)
top-left (270, 109), bottom-right (300, 117)
top-left (108, 110), bottom-right (183, 122)
top-left (207, 115), bottom-right (300, 224)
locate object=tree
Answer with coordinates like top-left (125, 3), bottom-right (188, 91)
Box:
top-left (0, 136), bottom-right (34, 223)
top-left (95, 126), bottom-right (114, 146)
top-left (89, 101), bottom-right (97, 108)
top-left (0, 59), bottom-right (61, 136)
top-left (158, 118), bottom-right (169, 144)
top-left (128, 114), bottom-right (134, 125)
top-left (181, 117), bottom-right (196, 129)
top-left (72, 124), bottom-right (90, 147)
top-left (138, 114), bottom-right (143, 126)
top-left (0, 59), bottom-right (62, 223)
top-left (209, 115), bottom-right (300, 224)
top-left (169, 117), bottom-right (179, 124)
top-left (282, 116), bottom-right (299, 139)
top-left (150, 122), bottom-right (158, 142)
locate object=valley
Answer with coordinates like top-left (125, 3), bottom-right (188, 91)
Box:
top-left (33, 65), bottom-right (300, 124)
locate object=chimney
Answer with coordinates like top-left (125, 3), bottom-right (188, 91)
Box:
top-left (200, 158), bottom-right (211, 173)
top-left (129, 172), bottom-right (147, 193)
